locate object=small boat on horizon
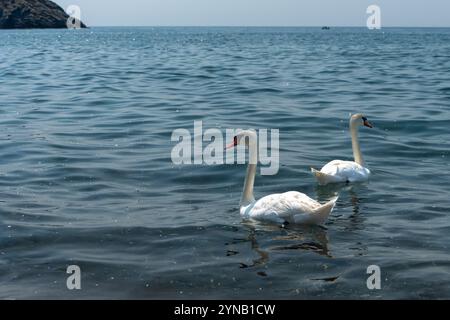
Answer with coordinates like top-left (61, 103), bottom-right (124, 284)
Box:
top-left (322, 26), bottom-right (331, 30)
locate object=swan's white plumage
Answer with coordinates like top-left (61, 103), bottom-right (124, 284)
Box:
top-left (240, 191), bottom-right (338, 225)
top-left (312, 160), bottom-right (370, 185)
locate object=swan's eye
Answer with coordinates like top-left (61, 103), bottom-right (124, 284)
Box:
top-left (362, 116), bottom-right (367, 122)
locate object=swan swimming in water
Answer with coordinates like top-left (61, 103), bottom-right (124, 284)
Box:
top-left (311, 114), bottom-right (373, 185)
top-left (226, 130), bottom-right (338, 226)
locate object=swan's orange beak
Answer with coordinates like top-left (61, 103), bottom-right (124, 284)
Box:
top-left (363, 120), bottom-right (373, 128)
top-left (224, 136), bottom-right (238, 150)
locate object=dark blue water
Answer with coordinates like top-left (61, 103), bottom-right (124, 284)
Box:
top-left (0, 27), bottom-right (449, 299)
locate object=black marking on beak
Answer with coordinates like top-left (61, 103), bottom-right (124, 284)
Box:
top-left (363, 118), bottom-right (373, 128)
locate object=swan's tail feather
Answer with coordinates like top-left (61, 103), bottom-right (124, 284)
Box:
top-left (312, 196), bottom-right (338, 225)
top-left (311, 167), bottom-right (333, 186)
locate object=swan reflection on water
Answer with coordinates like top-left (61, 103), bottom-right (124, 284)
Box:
top-left (315, 182), bottom-right (370, 256)
top-left (225, 221), bottom-right (331, 273)
top-left (315, 181), bottom-right (370, 218)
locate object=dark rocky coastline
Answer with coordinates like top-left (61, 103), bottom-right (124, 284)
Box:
top-left (0, 0), bottom-right (86, 29)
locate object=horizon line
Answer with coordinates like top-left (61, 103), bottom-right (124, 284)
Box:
top-left (81, 25), bottom-right (450, 28)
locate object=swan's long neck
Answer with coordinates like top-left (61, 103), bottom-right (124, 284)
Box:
top-left (240, 141), bottom-right (257, 207)
top-left (350, 121), bottom-right (364, 166)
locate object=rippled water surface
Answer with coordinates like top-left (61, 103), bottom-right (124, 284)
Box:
top-left (0, 27), bottom-right (449, 299)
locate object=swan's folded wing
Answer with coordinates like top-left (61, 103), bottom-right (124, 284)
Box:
top-left (312, 167), bottom-right (343, 184)
top-left (248, 192), bottom-right (321, 223)
top-left (321, 160), bottom-right (369, 181)
top-left (246, 196), bottom-right (287, 224)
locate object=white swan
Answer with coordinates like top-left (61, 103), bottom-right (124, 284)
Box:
top-left (226, 130), bottom-right (338, 225)
top-left (311, 114), bottom-right (373, 185)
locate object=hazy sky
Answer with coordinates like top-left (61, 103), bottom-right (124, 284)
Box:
top-left (54, 0), bottom-right (450, 27)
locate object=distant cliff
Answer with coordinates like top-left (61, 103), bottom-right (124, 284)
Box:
top-left (0, 0), bottom-right (86, 29)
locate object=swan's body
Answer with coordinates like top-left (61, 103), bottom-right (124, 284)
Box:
top-left (311, 160), bottom-right (370, 185)
top-left (228, 130), bottom-right (337, 226)
top-left (312, 114), bottom-right (373, 186)
top-left (240, 192), bottom-right (338, 225)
